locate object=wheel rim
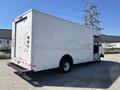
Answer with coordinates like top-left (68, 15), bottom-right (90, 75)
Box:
top-left (63, 62), bottom-right (70, 71)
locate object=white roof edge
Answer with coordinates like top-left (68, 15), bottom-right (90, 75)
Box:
top-left (33, 9), bottom-right (94, 30)
top-left (33, 9), bottom-right (84, 27)
top-left (13, 9), bottom-right (93, 31)
top-left (13, 9), bottom-right (33, 21)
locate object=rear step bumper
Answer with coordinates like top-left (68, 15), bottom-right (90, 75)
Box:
top-left (7, 62), bottom-right (29, 72)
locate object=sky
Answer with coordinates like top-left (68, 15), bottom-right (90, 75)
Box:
top-left (0, 0), bottom-right (120, 35)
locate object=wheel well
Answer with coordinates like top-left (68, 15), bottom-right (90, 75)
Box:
top-left (60, 54), bottom-right (73, 66)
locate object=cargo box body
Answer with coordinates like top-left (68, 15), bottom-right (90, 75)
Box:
top-left (11, 9), bottom-right (100, 71)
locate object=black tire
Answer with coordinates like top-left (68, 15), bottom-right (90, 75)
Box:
top-left (59, 59), bottom-right (72, 73)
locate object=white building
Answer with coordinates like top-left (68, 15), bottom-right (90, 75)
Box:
top-left (100, 35), bottom-right (120, 53)
top-left (0, 29), bottom-right (11, 51)
top-left (102, 42), bottom-right (120, 48)
top-left (100, 35), bottom-right (120, 48)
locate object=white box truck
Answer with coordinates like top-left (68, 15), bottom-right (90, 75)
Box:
top-left (10, 9), bottom-right (103, 73)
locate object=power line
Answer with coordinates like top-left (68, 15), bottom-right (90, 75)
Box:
top-left (0, 1), bottom-right (22, 12)
top-left (1, 0), bottom-right (83, 12)
top-left (75, 0), bottom-right (92, 4)
top-left (42, 0), bottom-right (83, 12)
top-left (4, 0), bottom-right (83, 18)
top-left (0, 0), bottom-right (32, 8)
top-left (0, 0), bottom-right (82, 20)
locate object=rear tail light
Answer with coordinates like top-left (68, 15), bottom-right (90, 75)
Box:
top-left (27, 40), bottom-right (29, 44)
top-left (27, 36), bottom-right (30, 39)
top-left (26, 35), bottom-right (30, 49)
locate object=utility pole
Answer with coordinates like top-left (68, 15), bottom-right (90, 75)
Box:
top-left (84, 2), bottom-right (102, 31)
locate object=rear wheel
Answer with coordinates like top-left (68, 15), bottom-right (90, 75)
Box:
top-left (59, 59), bottom-right (72, 73)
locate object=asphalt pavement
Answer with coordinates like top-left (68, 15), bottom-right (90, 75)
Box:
top-left (0, 54), bottom-right (120, 90)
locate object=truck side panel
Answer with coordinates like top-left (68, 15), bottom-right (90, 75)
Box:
top-left (32, 10), bottom-right (94, 71)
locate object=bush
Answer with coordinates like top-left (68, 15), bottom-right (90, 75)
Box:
top-left (104, 48), bottom-right (120, 54)
top-left (0, 53), bottom-right (11, 59)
